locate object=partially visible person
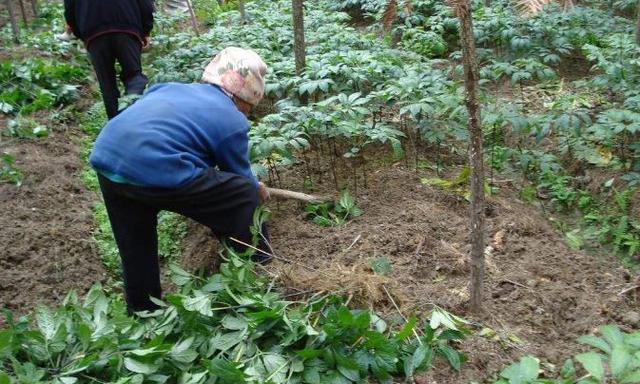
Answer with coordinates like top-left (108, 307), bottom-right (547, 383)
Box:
top-left (64, 0), bottom-right (154, 119)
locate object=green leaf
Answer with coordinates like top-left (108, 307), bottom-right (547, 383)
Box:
top-left (0, 330), bottom-right (12, 358)
top-left (262, 353), bottom-right (288, 383)
top-left (183, 291), bottom-right (212, 317)
top-left (368, 257), bottom-right (391, 276)
top-left (124, 357), bottom-right (159, 375)
top-left (0, 371), bottom-right (10, 384)
top-left (337, 364), bottom-right (360, 381)
top-left (438, 345), bottom-right (462, 372)
top-left (209, 331), bottom-right (245, 353)
top-left (500, 356), bottom-right (539, 384)
top-left (169, 264), bottom-right (192, 286)
top-left (620, 370), bottom-right (640, 383)
top-left (170, 338), bottom-right (198, 364)
top-left (303, 366), bottom-right (321, 384)
top-left (578, 335), bottom-right (612, 354)
top-left (222, 315), bottom-right (248, 331)
top-left (576, 352), bottom-right (604, 381)
top-left (602, 325), bottom-right (625, 347)
top-left (405, 345), bottom-right (432, 377)
top-left (35, 306), bottom-right (56, 341)
top-left (611, 345), bottom-right (632, 378)
top-left (560, 359), bottom-right (575, 379)
top-left (396, 317), bottom-right (417, 342)
top-left (208, 359), bottom-right (247, 383)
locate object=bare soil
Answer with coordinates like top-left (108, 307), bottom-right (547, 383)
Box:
top-left (0, 123), bottom-right (106, 325)
top-left (252, 163), bottom-right (638, 382)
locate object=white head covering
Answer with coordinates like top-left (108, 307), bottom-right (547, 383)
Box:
top-left (202, 47), bottom-right (268, 106)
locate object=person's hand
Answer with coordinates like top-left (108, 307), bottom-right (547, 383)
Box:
top-left (258, 182), bottom-right (270, 203)
top-left (142, 36), bottom-right (150, 50)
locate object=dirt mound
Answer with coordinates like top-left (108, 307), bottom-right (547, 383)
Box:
top-left (256, 166), bottom-right (638, 382)
top-left (0, 128), bottom-right (106, 324)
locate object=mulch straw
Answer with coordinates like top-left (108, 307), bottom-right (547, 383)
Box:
top-left (273, 260), bottom-right (407, 308)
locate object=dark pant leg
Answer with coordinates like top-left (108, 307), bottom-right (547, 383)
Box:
top-left (163, 170), bottom-right (271, 259)
top-left (98, 175), bottom-right (161, 313)
top-left (87, 36), bottom-right (120, 119)
top-left (112, 34), bottom-right (148, 96)
top-left (124, 169), bottom-right (271, 260)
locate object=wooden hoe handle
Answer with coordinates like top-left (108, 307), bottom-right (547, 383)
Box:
top-left (266, 187), bottom-right (332, 204)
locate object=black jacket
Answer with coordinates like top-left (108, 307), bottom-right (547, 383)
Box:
top-left (64, 0), bottom-right (154, 45)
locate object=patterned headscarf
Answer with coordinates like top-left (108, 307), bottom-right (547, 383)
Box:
top-left (201, 47), bottom-right (268, 106)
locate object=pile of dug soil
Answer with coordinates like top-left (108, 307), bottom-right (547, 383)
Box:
top-left (258, 165), bottom-right (638, 383)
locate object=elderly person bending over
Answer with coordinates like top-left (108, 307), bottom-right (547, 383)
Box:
top-left (89, 47), bottom-right (270, 314)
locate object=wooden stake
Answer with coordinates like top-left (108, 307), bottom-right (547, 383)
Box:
top-left (238, 0), bottom-right (247, 24)
top-left (453, 0), bottom-right (486, 314)
top-left (185, 0), bottom-right (200, 37)
top-left (5, 0), bottom-right (20, 44)
top-left (18, 0), bottom-right (27, 25)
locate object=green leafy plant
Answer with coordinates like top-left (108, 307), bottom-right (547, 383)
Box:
top-left (493, 325), bottom-right (640, 384)
top-left (0, 152), bottom-right (23, 186)
top-left (305, 190), bottom-right (363, 227)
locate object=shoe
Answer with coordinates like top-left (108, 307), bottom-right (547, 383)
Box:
top-left (56, 31), bottom-right (73, 41)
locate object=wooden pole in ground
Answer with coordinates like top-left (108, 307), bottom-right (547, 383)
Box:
top-left (238, 0), bottom-right (247, 23)
top-left (452, 0), bottom-right (486, 313)
top-left (636, 0), bottom-right (640, 45)
top-left (5, 0), bottom-right (20, 43)
top-left (18, 0), bottom-right (28, 25)
top-left (185, 0), bottom-right (200, 36)
top-left (292, 0), bottom-right (307, 104)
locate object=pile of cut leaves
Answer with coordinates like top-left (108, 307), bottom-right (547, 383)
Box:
top-left (0, 250), bottom-right (468, 383)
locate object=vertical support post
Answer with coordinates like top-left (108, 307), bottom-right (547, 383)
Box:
top-left (18, 0), bottom-right (28, 25)
top-left (238, 0), bottom-right (246, 24)
top-left (636, 0), bottom-right (640, 45)
top-left (453, 0), bottom-right (486, 314)
top-left (5, 0), bottom-right (20, 44)
top-left (185, 0), bottom-right (199, 37)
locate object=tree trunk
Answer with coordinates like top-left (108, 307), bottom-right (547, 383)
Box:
top-left (292, 0), bottom-right (306, 76)
top-left (5, 0), bottom-right (20, 43)
top-left (453, 0), bottom-right (486, 313)
top-left (636, 0), bottom-right (640, 45)
top-left (31, 0), bottom-right (38, 17)
top-left (238, 0), bottom-right (247, 23)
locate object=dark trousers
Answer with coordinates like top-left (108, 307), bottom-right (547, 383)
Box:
top-left (98, 169), bottom-right (270, 313)
top-left (87, 33), bottom-right (148, 119)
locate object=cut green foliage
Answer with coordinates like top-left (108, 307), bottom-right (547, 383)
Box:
top-left (305, 190), bottom-right (363, 227)
top-left (0, 249), bottom-right (468, 383)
